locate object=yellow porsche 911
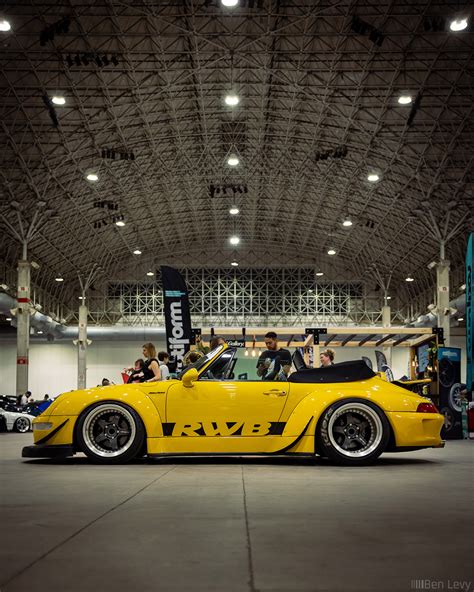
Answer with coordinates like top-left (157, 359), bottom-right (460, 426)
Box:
top-left (23, 345), bottom-right (444, 466)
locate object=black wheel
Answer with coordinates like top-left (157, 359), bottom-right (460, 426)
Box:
top-left (76, 402), bottom-right (145, 464)
top-left (439, 358), bottom-right (455, 388)
top-left (14, 416), bottom-right (31, 433)
top-left (316, 399), bottom-right (390, 465)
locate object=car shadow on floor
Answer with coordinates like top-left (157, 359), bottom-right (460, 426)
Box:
top-left (22, 455), bottom-right (438, 467)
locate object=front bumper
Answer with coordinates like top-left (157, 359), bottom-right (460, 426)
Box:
top-left (22, 444), bottom-right (75, 459)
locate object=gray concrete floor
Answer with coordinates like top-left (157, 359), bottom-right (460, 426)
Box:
top-left (0, 434), bottom-right (472, 592)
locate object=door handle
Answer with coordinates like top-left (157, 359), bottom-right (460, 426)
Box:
top-left (263, 389), bottom-right (287, 396)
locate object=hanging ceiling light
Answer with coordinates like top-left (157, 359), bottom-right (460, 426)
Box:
top-left (86, 173), bottom-right (99, 182)
top-left (327, 248), bottom-right (336, 255)
top-left (146, 271), bottom-right (154, 277)
top-left (227, 155), bottom-right (239, 166)
top-left (133, 249), bottom-right (142, 255)
top-left (224, 94), bottom-right (240, 106)
top-left (229, 206), bottom-right (240, 215)
top-left (450, 18), bottom-right (468, 31)
top-left (55, 277), bottom-right (64, 282)
top-left (231, 261), bottom-right (239, 267)
top-left (405, 276), bottom-right (415, 282)
top-left (221, 0), bottom-right (239, 6)
top-left (51, 95), bottom-right (66, 105)
top-left (229, 236), bottom-right (240, 245)
top-left (115, 220), bottom-right (125, 227)
top-left (342, 218), bottom-right (353, 227)
top-left (316, 272), bottom-right (324, 276)
top-left (398, 95), bottom-right (412, 105)
top-left (0, 20), bottom-right (11, 31)
top-left (367, 173), bottom-right (380, 183)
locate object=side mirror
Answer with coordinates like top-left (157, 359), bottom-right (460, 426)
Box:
top-left (182, 367), bottom-right (198, 388)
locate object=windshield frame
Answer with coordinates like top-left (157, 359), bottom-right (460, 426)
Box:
top-left (177, 345), bottom-right (225, 379)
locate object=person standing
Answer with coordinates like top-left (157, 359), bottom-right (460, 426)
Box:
top-left (158, 351), bottom-right (170, 380)
top-left (142, 342), bottom-right (161, 382)
top-left (256, 332), bottom-right (292, 381)
top-left (320, 349), bottom-right (335, 367)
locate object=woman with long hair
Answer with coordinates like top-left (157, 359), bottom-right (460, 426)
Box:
top-left (142, 342), bottom-right (161, 382)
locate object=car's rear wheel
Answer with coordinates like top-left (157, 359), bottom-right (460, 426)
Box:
top-left (76, 402), bottom-right (145, 464)
top-left (316, 399), bottom-right (390, 465)
top-left (14, 417), bottom-right (31, 433)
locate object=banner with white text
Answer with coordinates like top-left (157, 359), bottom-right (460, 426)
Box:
top-left (161, 266), bottom-right (192, 371)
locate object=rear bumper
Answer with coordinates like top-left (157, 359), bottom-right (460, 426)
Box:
top-left (386, 411), bottom-right (444, 448)
top-left (22, 444), bottom-right (74, 459)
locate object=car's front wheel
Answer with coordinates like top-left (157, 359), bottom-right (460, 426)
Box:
top-left (14, 417), bottom-right (31, 433)
top-left (316, 399), bottom-right (390, 465)
top-left (76, 402), bottom-right (145, 464)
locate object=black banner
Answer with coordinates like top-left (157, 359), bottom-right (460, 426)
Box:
top-left (161, 266), bottom-right (192, 371)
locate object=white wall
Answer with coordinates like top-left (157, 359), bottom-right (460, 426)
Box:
top-left (0, 336), bottom-right (468, 397)
top-left (0, 339), bottom-right (168, 397)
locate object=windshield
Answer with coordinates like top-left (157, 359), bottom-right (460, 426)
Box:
top-left (177, 345), bottom-right (225, 379)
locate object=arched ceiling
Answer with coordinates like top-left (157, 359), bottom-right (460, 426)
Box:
top-left (0, 0), bottom-right (472, 306)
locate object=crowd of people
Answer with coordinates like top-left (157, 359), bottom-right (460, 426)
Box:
top-left (15, 392), bottom-right (52, 413)
top-left (115, 334), bottom-right (336, 385)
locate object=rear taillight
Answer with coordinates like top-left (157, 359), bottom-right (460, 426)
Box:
top-left (417, 402), bottom-right (439, 414)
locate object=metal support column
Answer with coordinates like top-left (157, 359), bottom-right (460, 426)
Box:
top-left (436, 258), bottom-right (450, 346)
top-left (382, 301), bottom-right (392, 367)
top-left (77, 303), bottom-right (88, 389)
top-left (16, 259), bottom-right (31, 396)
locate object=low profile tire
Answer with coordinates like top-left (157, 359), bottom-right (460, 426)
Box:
top-left (76, 402), bottom-right (145, 464)
top-left (316, 399), bottom-right (390, 465)
top-left (14, 417), bottom-right (31, 433)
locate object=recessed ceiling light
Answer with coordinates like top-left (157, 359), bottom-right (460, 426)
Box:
top-left (230, 236), bottom-right (240, 245)
top-left (227, 155), bottom-right (239, 166)
top-left (51, 95), bottom-right (66, 105)
top-left (146, 271), bottom-right (154, 277)
top-left (316, 272), bottom-right (324, 276)
top-left (327, 248), bottom-right (336, 255)
top-left (224, 94), bottom-right (239, 106)
top-left (367, 173), bottom-right (380, 183)
top-left (450, 18), bottom-right (468, 31)
top-left (55, 277), bottom-right (64, 282)
top-left (398, 95), bottom-right (412, 105)
top-left (231, 261), bottom-right (239, 267)
top-left (458, 317), bottom-right (464, 322)
top-left (221, 0), bottom-right (239, 6)
top-left (229, 206), bottom-right (240, 215)
top-left (115, 220), bottom-right (125, 227)
top-left (86, 173), bottom-right (99, 182)
top-left (342, 219), bottom-right (353, 227)
top-left (405, 276), bottom-right (414, 282)
top-left (0, 20), bottom-right (11, 31)
top-left (133, 249), bottom-right (142, 255)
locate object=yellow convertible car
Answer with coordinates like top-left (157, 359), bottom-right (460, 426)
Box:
top-left (22, 345), bottom-right (444, 465)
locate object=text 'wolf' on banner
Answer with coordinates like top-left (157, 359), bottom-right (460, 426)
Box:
top-left (161, 266), bottom-right (192, 371)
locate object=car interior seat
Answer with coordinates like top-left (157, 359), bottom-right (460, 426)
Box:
top-left (292, 349), bottom-right (309, 371)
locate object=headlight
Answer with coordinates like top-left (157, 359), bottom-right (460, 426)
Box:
top-left (33, 422), bottom-right (53, 431)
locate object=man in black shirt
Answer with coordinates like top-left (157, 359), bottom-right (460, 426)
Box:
top-left (256, 331), bottom-right (292, 381)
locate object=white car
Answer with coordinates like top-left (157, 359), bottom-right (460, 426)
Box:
top-left (0, 410), bottom-right (36, 433)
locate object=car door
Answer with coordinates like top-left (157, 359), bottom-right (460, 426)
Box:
top-left (164, 348), bottom-right (289, 453)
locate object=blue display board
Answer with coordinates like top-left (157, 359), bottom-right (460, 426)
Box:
top-left (466, 233), bottom-right (473, 394)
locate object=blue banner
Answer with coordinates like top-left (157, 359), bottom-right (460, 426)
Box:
top-left (466, 233), bottom-right (473, 393)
